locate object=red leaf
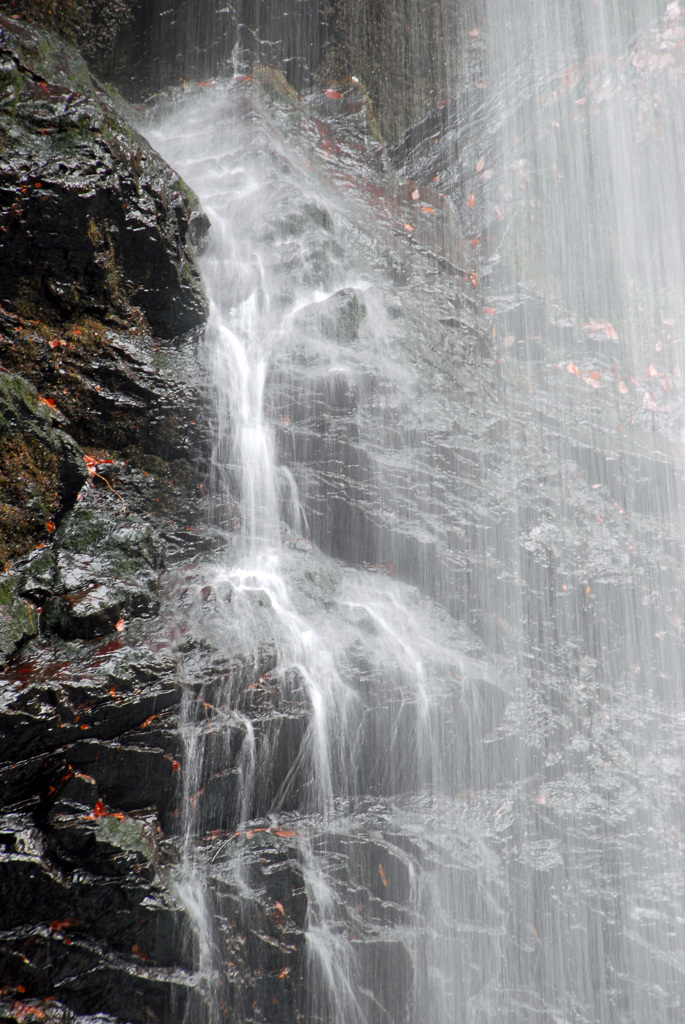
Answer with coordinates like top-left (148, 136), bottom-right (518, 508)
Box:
top-left (49, 918), bottom-right (78, 932)
top-left (46, 521), bottom-right (55, 533)
top-left (93, 800), bottom-right (106, 817)
top-left (324, 88), bottom-right (342, 99)
top-left (38, 396), bottom-right (56, 408)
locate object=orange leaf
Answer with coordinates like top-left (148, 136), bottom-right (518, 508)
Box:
top-left (114, 618), bottom-right (125, 632)
top-left (172, 760), bottom-right (181, 771)
top-left (475, 157), bottom-right (485, 173)
top-left (38, 396), bottom-right (56, 408)
top-left (378, 864), bottom-right (388, 887)
top-left (279, 967), bottom-right (291, 979)
top-left (469, 237), bottom-right (480, 248)
top-left (411, 188), bottom-right (420, 200)
top-left (566, 361), bottom-right (579, 377)
top-left (618, 381), bottom-right (628, 395)
top-left (469, 28), bottom-right (479, 37)
top-left (403, 223), bottom-right (414, 232)
top-left (140, 714), bottom-right (156, 729)
top-left (466, 192), bottom-right (476, 208)
top-left (273, 901), bottom-right (285, 917)
top-left (468, 272), bottom-right (478, 288)
top-left (93, 800), bottom-right (106, 818)
top-left (49, 918), bottom-right (77, 932)
top-left (484, 307), bottom-right (495, 315)
top-left (46, 520), bottom-right (55, 533)
top-left (421, 205), bottom-right (435, 213)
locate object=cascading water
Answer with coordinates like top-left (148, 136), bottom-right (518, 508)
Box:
top-left (146, 2), bottom-right (685, 1021)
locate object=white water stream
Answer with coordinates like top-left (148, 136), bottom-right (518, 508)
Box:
top-left (147, 4), bottom-right (685, 1019)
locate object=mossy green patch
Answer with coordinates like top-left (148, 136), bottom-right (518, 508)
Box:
top-left (253, 65), bottom-right (301, 105)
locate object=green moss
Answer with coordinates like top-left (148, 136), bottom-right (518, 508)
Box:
top-left (253, 65), bottom-right (301, 105)
top-left (57, 508), bottom-right (108, 554)
top-left (0, 573), bottom-right (39, 664)
top-left (96, 813), bottom-right (154, 859)
top-left (0, 60), bottom-right (24, 117)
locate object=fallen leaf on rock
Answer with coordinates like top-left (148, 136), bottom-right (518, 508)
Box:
top-left (49, 919), bottom-right (78, 932)
top-left (467, 192), bottom-right (476, 208)
top-left (421, 205), bottom-right (435, 213)
top-left (324, 88), bottom-right (342, 99)
top-left (93, 800), bottom-right (106, 818)
top-left (566, 361), bottom-right (579, 376)
top-left (38, 396), bottom-right (56, 408)
top-left (378, 864), bottom-right (388, 887)
top-left (411, 188), bottom-right (420, 200)
top-left (403, 223), bottom-right (414, 232)
top-left (476, 157), bottom-right (485, 173)
top-left (618, 380), bottom-right (628, 395)
top-left (115, 618), bottom-right (125, 632)
top-left (493, 204), bottom-right (505, 221)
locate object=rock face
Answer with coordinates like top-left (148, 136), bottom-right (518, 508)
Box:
top-left (0, 14), bottom-right (208, 337)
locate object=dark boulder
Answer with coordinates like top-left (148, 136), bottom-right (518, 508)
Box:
top-left (0, 14), bottom-right (208, 337)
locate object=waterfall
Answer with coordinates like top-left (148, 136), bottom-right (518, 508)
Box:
top-left (146, 2), bottom-right (685, 1020)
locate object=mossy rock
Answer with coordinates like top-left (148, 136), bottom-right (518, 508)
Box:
top-left (0, 573), bottom-right (39, 665)
top-left (0, 371), bottom-right (87, 565)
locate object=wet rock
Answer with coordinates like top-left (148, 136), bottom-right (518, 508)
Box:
top-left (0, 928), bottom-right (204, 1024)
top-left (0, 575), bottom-right (39, 667)
top-left (293, 288), bottom-right (367, 343)
top-left (0, 370), bottom-right (88, 566)
top-left (0, 15), bottom-right (208, 338)
top-left (41, 503), bottom-right (164, 640)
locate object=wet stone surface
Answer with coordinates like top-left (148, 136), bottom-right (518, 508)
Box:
top-left (0, 14), bottom-right (208, 337)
